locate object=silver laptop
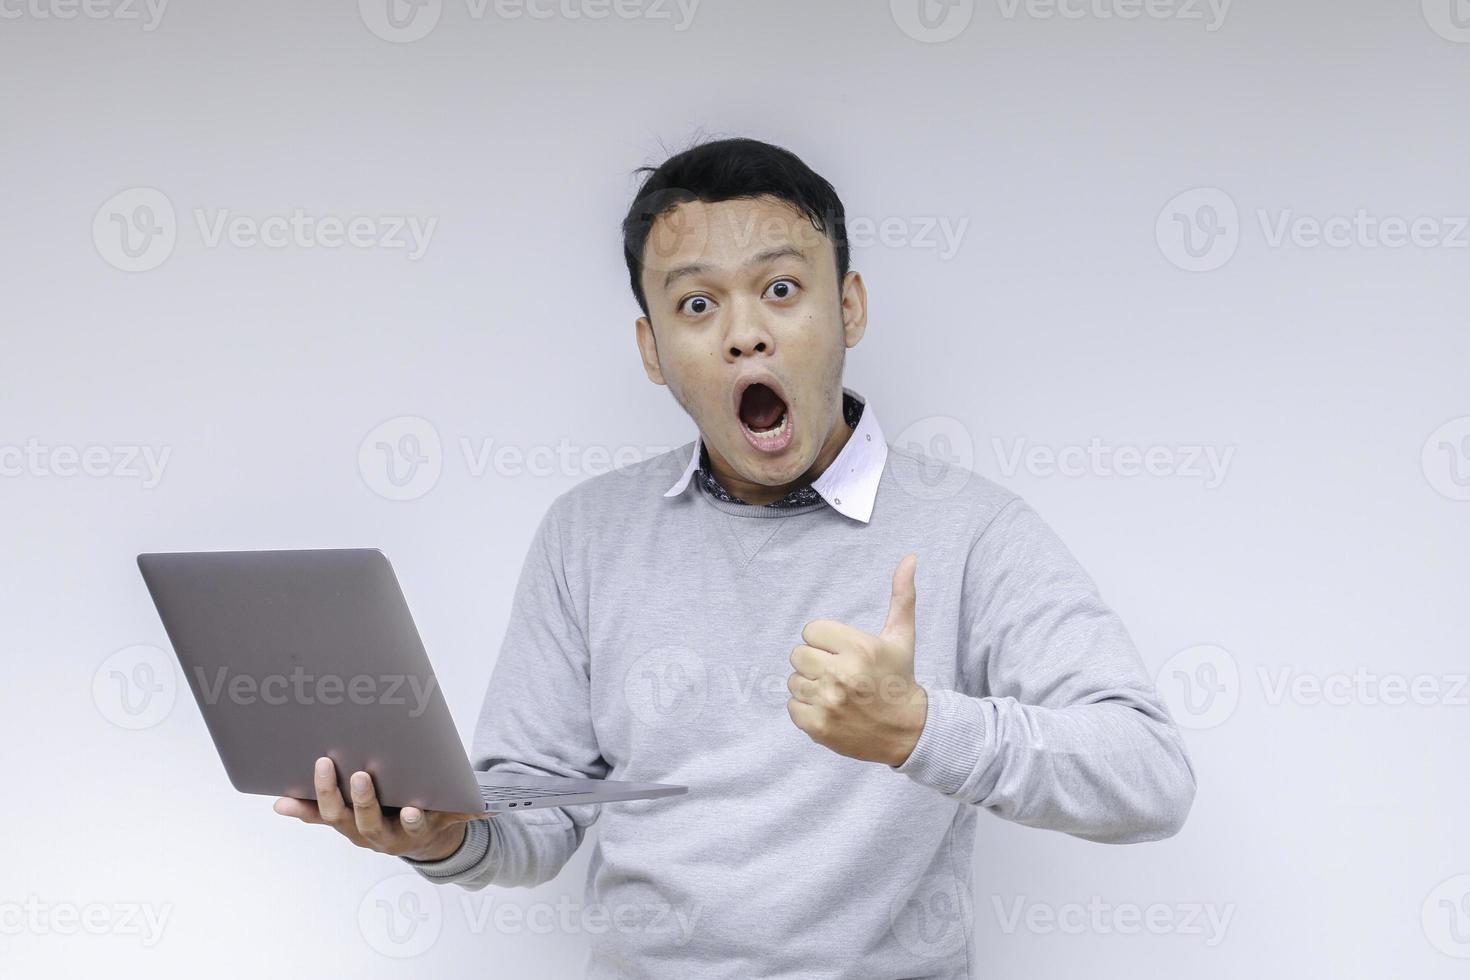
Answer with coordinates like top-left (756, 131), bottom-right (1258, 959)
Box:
top-left (137, 548), bottom-right (686, 814)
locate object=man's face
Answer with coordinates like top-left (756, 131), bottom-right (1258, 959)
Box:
top-left (634, 195), bottom-right (867, 495)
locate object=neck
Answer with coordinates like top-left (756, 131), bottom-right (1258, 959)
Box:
top-left (705, 397), bottom-right (852, 506)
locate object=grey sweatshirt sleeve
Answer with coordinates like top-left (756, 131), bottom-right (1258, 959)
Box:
top-left (893, 498), bottom-right (1197, 844)
top-left (403, 494), bottom-right (609, 888)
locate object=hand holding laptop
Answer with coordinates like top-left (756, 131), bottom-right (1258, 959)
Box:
top-left (273, 756), bottom-right (488, 862)
top-left (136, 549), bottom-right (687, 844)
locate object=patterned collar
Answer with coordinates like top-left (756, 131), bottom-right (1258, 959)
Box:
top-left (662, 386), bottom-right (889, 523)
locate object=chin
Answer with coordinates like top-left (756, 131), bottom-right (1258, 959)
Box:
top-left (736, 438), bottom-right (809, 482)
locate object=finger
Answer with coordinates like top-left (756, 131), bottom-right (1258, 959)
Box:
top-left (800, 617), bottom-right (869, 655)
top-left (786, 672), bottom-right (818, 704)
top-left (350, 771), bottom-right (389, 840)
top-left (881, 553), bottom-right (917, 648)
top-left (313, 756), bottom-right (349, 824)
top-left (789, 644), bottom-right (830, 680)
top-left (400, 807), bottom-right (432, 839)
top-left (786, 697), bottom-right (824, 736)
top-left (273, 797), bottom-right (325, 825)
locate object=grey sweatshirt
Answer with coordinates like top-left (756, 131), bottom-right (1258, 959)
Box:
top-left (404, 420), bottom-right (1196, 978)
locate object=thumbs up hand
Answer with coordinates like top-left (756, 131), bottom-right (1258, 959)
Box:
top-left (787, 553), bottom-right (929, 766)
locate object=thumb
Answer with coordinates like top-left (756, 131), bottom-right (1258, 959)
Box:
top-left (881, 552), bottom-right (917, 650)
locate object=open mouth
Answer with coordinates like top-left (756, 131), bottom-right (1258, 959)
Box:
top-left (736, 380), bottom-right (793, 453)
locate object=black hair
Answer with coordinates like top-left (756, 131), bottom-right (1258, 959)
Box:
top-left (620, 136), bottom-right (849, 318)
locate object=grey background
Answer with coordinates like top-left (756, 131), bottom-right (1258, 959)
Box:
top-left (3, 0), bottom-right (1468, 976)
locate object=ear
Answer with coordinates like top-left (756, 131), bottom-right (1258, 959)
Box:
top-left (839, 270), bottom-right (868, 349)
top-left (635, 316), bottom-right (666, 386)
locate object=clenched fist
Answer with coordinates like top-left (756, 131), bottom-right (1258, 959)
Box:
top-left (787, 553), bottom-right (929, 766)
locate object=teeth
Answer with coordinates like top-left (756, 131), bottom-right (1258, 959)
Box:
top-left (744, 410), bottom-right (789, 440)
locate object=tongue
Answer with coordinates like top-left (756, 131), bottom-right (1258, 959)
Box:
top-left (740, 384), bottom-right (786, 431)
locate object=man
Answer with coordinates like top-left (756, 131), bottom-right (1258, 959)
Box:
top-left (275, 137), bottom-right (1196, 978)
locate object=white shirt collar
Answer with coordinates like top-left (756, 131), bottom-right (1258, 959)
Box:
top-left (662, 386), bottom-right (888, 524)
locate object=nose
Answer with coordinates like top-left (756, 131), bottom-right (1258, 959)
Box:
top-left (721, 307), bottom-right (776, 361)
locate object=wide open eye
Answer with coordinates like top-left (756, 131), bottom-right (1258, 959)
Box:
top-left (764, 278), bottom-right (800, 301)
top-left (678, 294), bottom-right (715, 316)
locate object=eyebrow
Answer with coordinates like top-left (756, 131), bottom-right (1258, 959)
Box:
top-left (661, 245), bottom-right (808, 292)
